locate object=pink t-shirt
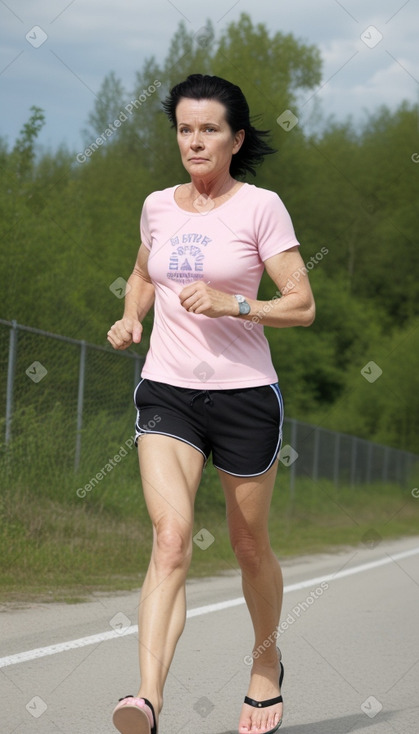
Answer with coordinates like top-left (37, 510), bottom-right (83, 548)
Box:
top-left (140, 183), bottom-right (300, 389)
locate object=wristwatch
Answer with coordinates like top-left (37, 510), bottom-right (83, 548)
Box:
top-left (234, 294), bottom-right (251, 316)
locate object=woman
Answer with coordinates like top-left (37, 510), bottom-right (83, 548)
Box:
top-left (107, 73), bottom-right (315, 734)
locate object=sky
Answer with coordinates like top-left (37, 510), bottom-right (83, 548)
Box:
top-left (1, 0), bottom-right (418, 155)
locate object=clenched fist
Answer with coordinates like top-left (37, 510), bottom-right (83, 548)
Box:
top-left (107, 318), bottom-right (143, 350)
top-left (179, 280), bottom-right (238, 318)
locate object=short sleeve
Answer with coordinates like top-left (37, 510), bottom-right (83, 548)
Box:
top-left (256, 191), bottom-right (300, 262)
top-left (139, 197), bottom-right (151, 251)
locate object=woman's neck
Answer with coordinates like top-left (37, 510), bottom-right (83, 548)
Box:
top-left (188, 171), bottom-right (238, 200)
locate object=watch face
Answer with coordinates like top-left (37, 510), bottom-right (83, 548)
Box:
top-left (239, 301), bottom-right (251, 315)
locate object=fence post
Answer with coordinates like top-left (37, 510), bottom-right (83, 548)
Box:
top-left (366, 441), bottom-right (373, 485)
top-left (333, 431), bottom-right (340, 489)
top-left (312, 427), bottom-right (319, 481)
top-left (74, 341), bottom-right (87, 472)
top-left (5, 320), bottom-right (18, 446)
top-left (350, 436), bottom-right (358, 488)
top-left (396, 450), bottom-right (403, 486)
top-left (382, 446), bottom-right (389, 484)
top-left (401, 452), bottom-right (408, 487)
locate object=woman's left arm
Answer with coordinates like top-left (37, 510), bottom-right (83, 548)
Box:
top-left (179, 246), bottom-right (315, 327)
top-left (243, 246), bottom-right (316, 328)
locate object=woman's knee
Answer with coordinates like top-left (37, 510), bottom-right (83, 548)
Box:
top-left (231, 531), bottom-right (270, 575)
top-left (152, 523), bottom-right (192, 572)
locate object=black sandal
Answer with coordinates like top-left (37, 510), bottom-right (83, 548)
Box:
top-left (243, 649), bottom-right (284, 734)
top-left (112, 695), bottom-right (157, 734)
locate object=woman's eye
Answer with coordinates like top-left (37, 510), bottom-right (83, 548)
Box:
top-left (178, 126), bottom-right (217, 134)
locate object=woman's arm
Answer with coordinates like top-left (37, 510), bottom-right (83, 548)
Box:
top-left (179, 247), bottom-right (315, 328)
top-left (240, 246), bottom-right (315, 327)
top-left (107, 244), bottom-right (155, 350)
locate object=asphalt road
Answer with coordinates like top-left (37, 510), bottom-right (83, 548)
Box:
top-left (1, 535), bottom-right (419, 734)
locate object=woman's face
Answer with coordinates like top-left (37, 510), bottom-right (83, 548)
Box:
top-left (175, 97), bottom-right (244, 180)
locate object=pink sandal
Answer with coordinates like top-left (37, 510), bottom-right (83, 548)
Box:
top-left (112, 695), bottom-right (157, 734)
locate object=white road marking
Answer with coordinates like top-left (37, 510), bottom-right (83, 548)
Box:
top-left (1, 546), bottom-right (418, 669)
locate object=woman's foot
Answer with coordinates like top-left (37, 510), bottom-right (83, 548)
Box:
top-left (238, 653), bottom-right (283, 734)
top-left (112, 696), bottom-right (158, 734)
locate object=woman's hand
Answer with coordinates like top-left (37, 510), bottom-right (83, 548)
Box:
top-left (107, 318), bottom-right (143, 350)
top-left (179, 281), bottom-right (238, 318)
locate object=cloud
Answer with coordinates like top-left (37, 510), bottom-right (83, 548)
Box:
top-left (1, 0), bottom-right (418, 150)
top-left (352, 56), bottom-right (419, 110)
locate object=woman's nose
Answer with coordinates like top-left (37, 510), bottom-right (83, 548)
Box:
top-left (191, 131), bottom-right (204, 148)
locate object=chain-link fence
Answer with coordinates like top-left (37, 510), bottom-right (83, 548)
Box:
top-left (1, 319), bottom-right (143, 473)
top-left (1, 319), bottom-right (418, 489)
top-left (281, 419), bottom-right (417, 495)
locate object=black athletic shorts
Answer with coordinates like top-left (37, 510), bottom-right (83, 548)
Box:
top-left (133, 378), bottom-right (284, 477)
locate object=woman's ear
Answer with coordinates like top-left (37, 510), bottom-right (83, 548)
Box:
top-left (233, 129), bottom-right (245, 154)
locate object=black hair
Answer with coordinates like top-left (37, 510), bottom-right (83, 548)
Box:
top-left (162, 74), bottom-right (276, 178)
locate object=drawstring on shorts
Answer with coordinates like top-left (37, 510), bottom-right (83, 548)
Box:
top-left (189, 390), bottom-right (214, 407)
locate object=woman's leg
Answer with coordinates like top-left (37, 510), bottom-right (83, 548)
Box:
top-left (218, 463), bottom-right (283, 734)
top-left (135, 434), bottom-right (204, 724)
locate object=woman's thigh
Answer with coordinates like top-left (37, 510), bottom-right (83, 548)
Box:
top-left (138, 433), bottom-right (204, 532)
top-left (218, 463), bottom-right (278, 541)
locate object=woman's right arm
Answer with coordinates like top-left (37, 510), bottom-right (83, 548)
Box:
top-left (107, 243), bottom-right (155, 350)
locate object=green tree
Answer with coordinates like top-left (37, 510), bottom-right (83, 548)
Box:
top-left (352, 103), bottom-right (419, 323)
top-left (265, 269), bottom-right (384, 418)
top-left (84, 71), bottom-right (126, 140)
top-left (323, 318), bottom-right (419, 452)
top-left (297, 104), bottom-right (419, 324)
top-left (11, 105), bottom-right (45, 180)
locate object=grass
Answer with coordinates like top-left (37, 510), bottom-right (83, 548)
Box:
top-left (1, 407), bottom-right (418, 602)
top-left (1, 449), bottom-right (418, 603)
